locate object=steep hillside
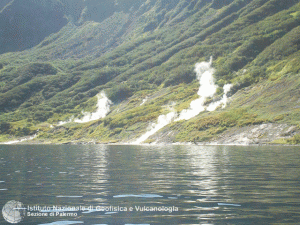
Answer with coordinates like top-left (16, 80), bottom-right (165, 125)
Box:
top-left (0, 0), bottom-right (67, 54)
top-left (0, 0), bottom-right (299, 145)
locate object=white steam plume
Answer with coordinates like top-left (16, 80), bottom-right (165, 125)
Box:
top-left (58, 116), bottom-right (74, 126)
top-left (132, 57), bottom-right (232, 144)
top-left (74, 92), bottom-right (112, 123)
top-left (58, 92), bottom-right (112, 125)
top-left (140, 97), bottom-right (148, 106)
top-left (206, 84), bottom-right (232, 111)
top-left (2, 134), bottom-right (37, 145)
top-left (132, 111), bottom-right (177, 144)
top-left (175, 56), bottom-right (217, 121)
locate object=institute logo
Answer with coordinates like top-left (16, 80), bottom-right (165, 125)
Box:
top-left (2, 200), bottom-right (26, 224)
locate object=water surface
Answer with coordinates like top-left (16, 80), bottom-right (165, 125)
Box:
top-left (0, 145), bottom-right (299, 224)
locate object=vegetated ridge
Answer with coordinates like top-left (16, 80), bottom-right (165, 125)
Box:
top-left (0, 0), bottom-right (299, 145)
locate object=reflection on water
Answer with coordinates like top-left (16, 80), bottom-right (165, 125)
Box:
top-left (113, 194), bottom-right (163, 198)
top-left (39, 221), bottom-right (84, 225)
top-left (217, 203), bottom-right (241, 207)
top-left (0, 145), bottom-right (299, 224)
top-left (56, 196), bottom-right (83, 198)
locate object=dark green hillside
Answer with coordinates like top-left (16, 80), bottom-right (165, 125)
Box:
top-left (0, 0), bottom-right (299, 144)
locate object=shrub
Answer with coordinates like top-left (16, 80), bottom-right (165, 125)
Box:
top-left (288, 134), bottom-right (300, 144)
top-left (164, 65), bottom-right (195, 87)
top-left (107, 83), bottom-right (133, 102)
top-left (0, 122), bottom-right (11, 134)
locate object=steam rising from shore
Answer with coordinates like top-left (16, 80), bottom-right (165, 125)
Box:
top-left (132, 111), bottom-right (177, 144)
top-left (74, 92), bottom-right (112, 123)
top-left (206, 83), bottom-right (232, 111)
top-left (133, 57), bottom-right (232, 144)
top-left (58, 92), bottom-right (112, 125)
top-left (176, 56), bottom-right (217, 121)
top-left (2, 134), bottom-right (37, 145)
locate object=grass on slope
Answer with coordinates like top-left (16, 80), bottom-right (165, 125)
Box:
top-left (0, 0), bottom-right (300, 143)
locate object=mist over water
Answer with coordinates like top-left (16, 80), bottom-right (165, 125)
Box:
top-left (58, 92), bottom-right (112, 125)
top-left (133, 57), bottom-right (232, 144)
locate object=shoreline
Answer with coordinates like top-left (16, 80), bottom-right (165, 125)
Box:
top-left (1, 123), bottom-right (298, 147)
top-left (0, 140), bottom-right (299, 147)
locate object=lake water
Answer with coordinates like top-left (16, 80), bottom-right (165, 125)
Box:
top-left (0, 144), bottom-right (299, 225)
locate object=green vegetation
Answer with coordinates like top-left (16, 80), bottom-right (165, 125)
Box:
top-left (174, 107), bottom-right (269, 142)
top-left (0, 0), bottom-right (299, 144)
top-left (273, 134), bottom-right (300, 145)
